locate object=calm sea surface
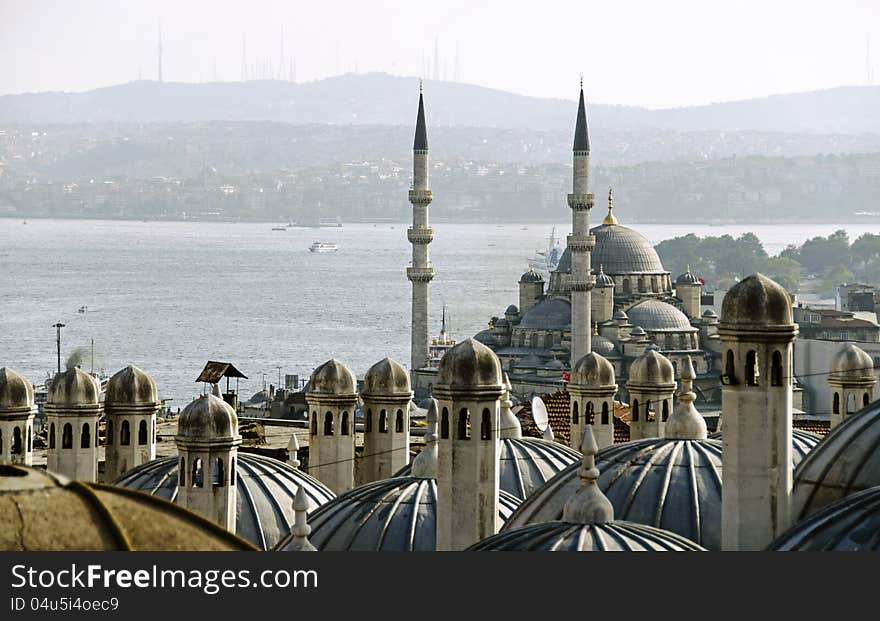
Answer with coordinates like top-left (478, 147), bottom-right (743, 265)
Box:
top-left (1, 218), bottom-right (877, 405)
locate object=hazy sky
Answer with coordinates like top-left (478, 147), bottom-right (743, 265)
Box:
top-left (1, 0), bottom-right (878, 108)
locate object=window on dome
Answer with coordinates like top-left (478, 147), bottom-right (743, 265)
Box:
top-left (623, 278), bottom-right (631, 294)
top-left (662, 400), bottom-right (669, 422)
top-left (586, 402), bottom-right (594, 425)
top-left (833, 392), bottom-right (840, 415)
top-left (865, 393), bottom-right (871, 408)
top-left (213, 458), bottom-right (225, 487)
top-left (81, 423), bottom-right (91, 449)
top-left (771, 351), bottom-right (783, 387)
top-left (601, 402), bottom-right (609, 425)
top-left (138, 420), bottom-right (148, 445)
top-left (365, 409), bottom-right (373, 432)
top-left (50, 423), bottom-right (56, 449)
top-left (341, 411), bottom-right (350, 436)
top-left (441, 408), bottom-right (449, 439)
top-left (107, 419), bottom-right (113, 446)
top-left (192, 458), bottom-right (204, 488)
top-left (62, 423), bottom-right (72, 449)
top-left (723, 350), bottom-right (738, 385)
top-left (745, 351), bottom-right (759, 386)
top-left (324, 412), bottom-right (334, 436)
top-left (379, 410), bottom-right (388, 433)
top-left (11, 427), bottom-right (21, 455)
top-left (120, 420), bottom-right (130, 445)
top-left (632, 399), bottom-right (639, 421)
top-left (230, 457), bottom-right (236, 485)
top-left (396, 409), bottom-right (404, 433)
top-left (179, 457), bottom-right (186, 486)
top-left (311, 412), bottom-right (318, 436)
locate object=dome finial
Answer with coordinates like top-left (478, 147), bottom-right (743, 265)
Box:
top-left (579, 74), bottom-right (583, 90)
top-left (603, 187), bottom-right (618, 225)
top-left (287, 433), bottom-right (301, 469)
top-left (665, 355), bottom-right (707, 440)
top-left (499, 373), bottom-right (522, 439)
top-left (286, 486), bottom-right (317, 551)
top-left (562, 426), bottom-right (614, 524)
top-left (593, 322), bottom-right (599, 336)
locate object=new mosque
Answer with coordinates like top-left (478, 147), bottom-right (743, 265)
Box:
top-left (1, 83), bottom-right (879, 552)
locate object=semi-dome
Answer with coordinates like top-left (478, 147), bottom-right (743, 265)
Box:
top-left (830, 343), bottom-right (875, 381)
top-left (1, 465), bottom-right (255, 550)
top-left (589, 223), bottom-right (666, 274)
top-left (177, 394), bottom-right (238, 440)
top-left (517, 298), bottom-right (571, 330)
top-left (47, 367), bottom-right (100, 406)
top-left (708, 428), bottom-right (821, 468)
top-left (721, 273), bottom-right (792, 327)
top-left (362, 357), bottom-right (411, 396)
top-left (0, 367), bottom-right (34, 412)
top-left (502, 437), bottom-right (723, 549)
top-left (436, 338), bottom-right (502, 390)
top-left (494, 318), bottom-right (510, 328)
top-left (626, 299), bottom-right (695, 332)
top-left (395, 437), bottom-right (581, 501)
top-left (791, 399), bottom-right (880, 520)
top-left (591, 335), bottom-right (618, 357)
top-left (629, 348), bottom-right (675, 386)
top-left (770, 486), bottom-right (880, 551)
top-left (676, 269), bottom-right (701, 286)
top-left (467, 520), bottom-right (705, 551)
top-left (113, 452), bottom-right (335, 550)
top-left (308, 359), bottom-right (357, 396)
top-left (571, 352), bottom-right (615, 387)
top-left (519, 267), bottom-right (544, 283)
top-left (105, 365), bottom-right (159, 407)
top-left (274, 476), bottom-right (522, 551)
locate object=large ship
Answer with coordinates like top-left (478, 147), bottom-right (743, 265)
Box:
top-left (309, 242), bottom-right (338, 253)
top-left (427, 305), bottom-right (456, 368)
top-left (530, 226), bottom-right (563, 283)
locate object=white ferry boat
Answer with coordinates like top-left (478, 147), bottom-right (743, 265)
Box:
top-left (309, 242), bottom-right (338, 253)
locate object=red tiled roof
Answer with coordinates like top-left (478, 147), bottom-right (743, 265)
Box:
top-left (514, 391), bottom-right (631, 445)
top-left (793, 419), bottom-right (831, 436)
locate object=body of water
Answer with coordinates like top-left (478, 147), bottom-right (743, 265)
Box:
top-left (1, 218), bottom-right (876, 404)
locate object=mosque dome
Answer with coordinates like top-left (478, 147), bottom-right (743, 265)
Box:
top-left (396, 437), bottom-right (581, 501)
top-left (307, 359), bottom-right (357, 396)
top-left (467, 520), bottom-right (705, 551)
top-left (545, 358), bottom-right (565, 371)
top-left (830, 343), bottom-right (875, 381)
top-left (630, 326), bottom-right (647, 337)
top-left (593, 267), bottom-right (615, 288)
top-left (1, 465), bottom-right (256, 550)
top-left (518, 298), bottom-right (571, 330)
top-left (362, 357), bottom-right (411, 397)
top-left (105, 365), bottom-right (159, 407)
top-left (629, 348), bottom-right (676, 386)
top-left (721, 273), bottom-right (792, 327)
top-left (274, 476), bottom-right (522, 551)
top-left (708, 428), bottom-right (821, 468)
top-left (591, 335), bottom-right (618, 357)
top-left (502, 437), bottom-right (724, 549)
top-left (770, 486), bottom-right (880, 551)
top-left (436, 338), bottom-right (502, 390)
top-left (0, 367), bottom-right (34, 412)
top-left (177, 394), bottom-right (238, 440)
top-left (520, 268), bottom-right (544, 283)
top-left (505, 304), bottom-right (519, 315)
top-left (588, 223), bottom-right (666, 274)
top-left (791, 399), bottom-right (880, 521)
top-left (613, 309), bottom-right (628, 321)
top-left (47, 367), bottom-right (100, 407)
top-left (113, 452), bottom-right (335, 550)
top-left (494, 318), bottom-right (510, 328)
top-left (571, 352), bottom-right (615, 387)
top-left (626, 299), bottom-right (695, 332)
top-left (702, 308), bottom-right (718, 319)
top-left (676, 269), bottom-right (702, 286)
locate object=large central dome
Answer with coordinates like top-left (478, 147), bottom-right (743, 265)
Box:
top-left (555, 223), bottom-right (665, 276)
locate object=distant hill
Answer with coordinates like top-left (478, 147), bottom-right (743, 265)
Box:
top-left (2, 73), bottom-right (880, 134)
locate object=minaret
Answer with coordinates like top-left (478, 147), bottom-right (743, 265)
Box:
top-left (407, 81), bottom-right (434, 370)
top-left (104, 365), bottom-right (159, 481)
top-left (45, 367), bottom-right (101, 481)
top-left (719, 273), bottom-right (798, 551)
top-left (306, 359), bottom-right (358, 494)
top-left (569, 352), bottom-right (618, 450)
top-left (0, 367), bottom-right (36, 466)
top-left (435, 338), bottom-right (503, 550)
top-left (175, 391), bottom-right (241, 531)
top-left (360, 357), bottom-right (413, 483)
top-left (567, 80), bottom-right (596, 365)
top-left (828, 343), bottom-right (876, 428)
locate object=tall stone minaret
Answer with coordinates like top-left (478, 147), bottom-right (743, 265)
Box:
top-left (568, 81), bottom-right (596, 365)
top-left (407, 81), bottom-right (434, 370)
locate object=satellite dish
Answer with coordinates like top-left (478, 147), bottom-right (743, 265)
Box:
top-left (531, 396), bottom-right (549, 433)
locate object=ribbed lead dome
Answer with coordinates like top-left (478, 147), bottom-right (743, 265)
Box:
top-left (589, 223), bottom-right (666, 274)
top-left (502, 438), bottom-right (723, 549)
top-left (274, 476), bottom-right (521, 551)
top-left (627, 299), bottom-right (695, 332)
top-left (113, 453), bottom-right (335, 550)
top-left (467, 520), bottom-right (705, 551)
top-left (395, 437), bottom-right (581, 501)
top-left (517, 298), bottom-right (571, 330)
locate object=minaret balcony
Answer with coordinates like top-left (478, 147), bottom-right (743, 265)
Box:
top-left (407, 227), bottom-right (434, 244)
top-left (566, 235), bottom-right (596, 252)
top-left (407, 266), bottom-right (435, 283)
top-left (570, 279), bottom-right (595, 292)
top-left (408, 189), bottom-right (433, 206)
top-left (567, 193), bottom-right (594, 211)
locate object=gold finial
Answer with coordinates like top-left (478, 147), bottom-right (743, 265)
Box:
top-left (603, 187), bottom-right (618, 225)
top-left (593, 322), bottom-right (599, 336)
top-left (419, 78), bottom-right (423, 94)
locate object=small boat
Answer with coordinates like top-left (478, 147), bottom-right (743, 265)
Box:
top-left (78, 305), bottom-right (88, 313)
top-left (271, 225), bottom-right (286, 231)
top-left (309, 242), bottom-right (338, 253)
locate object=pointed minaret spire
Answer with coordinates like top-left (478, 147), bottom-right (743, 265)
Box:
top-left (573, 83), bottom-right (590, 153)
top-left (562, 426), bottom-right (614, 524)
top-left (413, 81), bottom-right (428, 151)
top-left (286, 486), bottom-right (317, 551)
top-left (665, 355), bottom-right (708, 440)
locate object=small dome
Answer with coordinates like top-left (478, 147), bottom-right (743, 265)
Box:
top-left (721, 273), bottom-right (792, 327)
top-left (545, 358), bottom-right (565, 370)
top-left (830, 343), bottom-right (875, 381)
top-left (0, 465), bottom-right (255, 550)
top-left (792, 399), bottom-right (880, 521)
top-left (702, 308), bottom-right (718, 318)
top-left (274, 477), bottom-right (522, 551)
top-left (518, 298), bottom-right (571, 330)
top-left (628, 348), bottom-right (675, 387)
top-left (505, 304), bottom-right (519, 315)
top-left (114, 453), bottom-right (335, 550)
top-left (593, 268), bottom-right (614, 288)
top-left (307, 359), bottom-right (356, 397)
top-left (503, 437), bottom-right (723, 549)
top-left (395, 437), bottom-right (581, 501)
top-left (437, 338), bottom-right (502, 390)
top-left (47, 367), bottom-right (100, 407)
top-left (630, 326), bottom-right (646, 336)
top-left (468, 520), bottom-right (705, 551)
top-left (105, 365), bottom-right (159, 408)
top-left (0, 367), bottom-right (34, 412)
top-left (708, 428), bottom-right (821, 468)
top-left (676, 269), bottom-right (701, 286)
top-left (520, 268), bottom-right (544, 283)
top-left (177, 394), bottom-right (238, 440)
top-left (591, 335), bottom-right (618, 357)
top-left (613, 309), bottom-right (628, 320)
top-left (770, 486), bottom-right (880, 551)
top-left (570, 352), bottom-right (616, 388)
top-left (589, 223), bottom-right (666, 274)
top-left (362, 357), bottom-right (411, 397)
top-left (494, 318), bottom-right (510, 328)
top-left (627, 299), bottom-right (695, 332)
